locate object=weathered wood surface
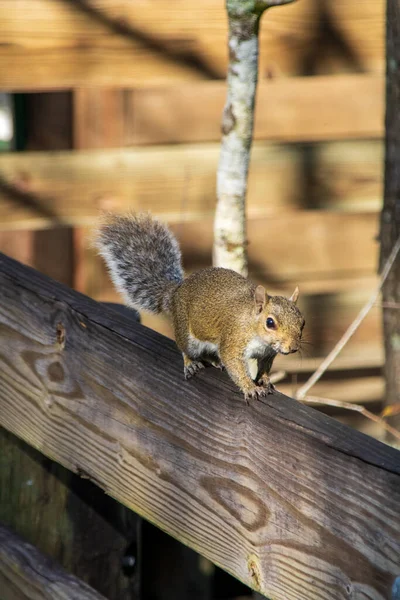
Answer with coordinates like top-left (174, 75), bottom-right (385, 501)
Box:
top-left (74, 75), bottom-right (384, 147)
top-left (0, 253), bottom-right (399, 600)
top-left (0, 141), bottom-right (383, 230)
top-left (0, 427), bottom-right (142, 600)
top-left (0, 524), bottom-right (107, 600)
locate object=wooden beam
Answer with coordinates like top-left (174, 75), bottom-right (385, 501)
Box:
top-left (0, 524), bottom-right (106, 600)
top-left (0, 141), bottom-right (383, 231)
top-left (90, 75), bottom-right (381, 146)
top-left (0, 253), bottom-right (399, 600)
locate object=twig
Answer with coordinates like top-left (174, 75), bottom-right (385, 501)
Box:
top-left (296, 234), bottom-right (400, 400)
top-left (301, 395), bottom-right (400, 442)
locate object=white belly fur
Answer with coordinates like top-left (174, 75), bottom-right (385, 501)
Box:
top-left (245, 336), bottom-right (268, 359)
top-left (245, 337), bottom-right (270, 381)
top-left (188, 335), bottom-right (270, 380)
top-left (188, 335), bottom-right (219, 358)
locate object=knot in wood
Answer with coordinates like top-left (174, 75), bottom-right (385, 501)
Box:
top-left (56, 323), bottom-right (65, 349)
top-left (247, 554), bottom-right (261, 590)
top-left (222, 103), bottom-right (236, 136)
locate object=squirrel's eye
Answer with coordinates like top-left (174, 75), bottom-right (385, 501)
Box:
top-left (266, 317), bottom-right (276, 329)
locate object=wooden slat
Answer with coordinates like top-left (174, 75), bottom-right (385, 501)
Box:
top-left (0, 141), bottom-right (383, 231)
top-left (89, 75), bottom-right (381, 146)
top-left (0, 0), bottom-right (319, 89)
top-left (0, 253), bottom-right (399, 600)
top-left (0, 143), bottom-right (299, 228)
top-left (0, 525), bottom-right (106, 600)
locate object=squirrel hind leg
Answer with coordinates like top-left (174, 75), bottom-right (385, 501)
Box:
top-left (183, 353), bottom-right (206, 380)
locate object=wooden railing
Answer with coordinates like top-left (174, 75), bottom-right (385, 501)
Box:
top-left (0, 524), bottom-right (106, 600)
top-left (0, 252), bottom-right (399, 600)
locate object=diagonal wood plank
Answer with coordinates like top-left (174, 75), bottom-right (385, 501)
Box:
top-left (0, 524), bottom-right (107, 600)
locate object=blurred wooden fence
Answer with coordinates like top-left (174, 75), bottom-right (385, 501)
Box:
top-left (0, 0), bottom-right (386, 423)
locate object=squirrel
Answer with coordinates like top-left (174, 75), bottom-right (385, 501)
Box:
top-left (95, 213), bottom-right (305, 402)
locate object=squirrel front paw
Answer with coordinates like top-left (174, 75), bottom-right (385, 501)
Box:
top-left (257, 374), bottom-right (275, 395)
top-left (184, 360), bottom-right (205, 380)
top-left (243, 385), bottom-right (268, 404)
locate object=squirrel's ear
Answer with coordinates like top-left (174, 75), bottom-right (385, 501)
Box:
top-left (254, 285), bottom-right (267, 314)
top-left (289, 286), bottom-right (299, 304)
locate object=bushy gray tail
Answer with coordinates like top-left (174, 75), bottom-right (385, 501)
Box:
top-left (95, 213), bottom-right (184, 314)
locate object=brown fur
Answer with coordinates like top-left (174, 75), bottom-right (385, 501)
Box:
top-left (170, 267), bottom-right (305, 401)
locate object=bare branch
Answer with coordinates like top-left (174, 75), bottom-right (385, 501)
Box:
top-left (296, 234), bottom-right (400, 400)
top-left (301, 395), bottom-right (400, 443)
top-left (214, 0), bottom-right (298, 274)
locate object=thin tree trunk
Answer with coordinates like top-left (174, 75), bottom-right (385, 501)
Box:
top-left (214, 0), bottom-right (296, 275)
top-left (381, 0), bottom-right (400, 429)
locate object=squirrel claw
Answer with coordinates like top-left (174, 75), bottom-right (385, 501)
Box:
top-left (184, 361), bottom-right (205, 380)
top-left (210, 360), bottom-right (224, 371)
top-left (258, 377), bottom-right (275, 394)
top-left (244, 386), bottom-right (268, 403)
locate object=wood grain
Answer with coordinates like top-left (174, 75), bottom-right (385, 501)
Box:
top-left (0, 524), bottom-right (106, 600)
top-left (0, 253), bottom-right (399, 600)
top-left (0, 141), bottom-right (383, 230)
top-left (74, 75), bottom-right (384, 146)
